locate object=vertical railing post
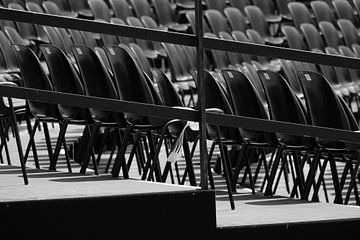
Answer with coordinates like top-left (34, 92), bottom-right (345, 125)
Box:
top-left (195, 0), bottom-right (208, 190)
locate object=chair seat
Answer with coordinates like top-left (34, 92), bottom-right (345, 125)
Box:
top-left (265, 15), bottom-right (282, 23)
top-left (264, 36), bottom-right (284, 46)
top-left (167, 23), bottom-right (189, 33)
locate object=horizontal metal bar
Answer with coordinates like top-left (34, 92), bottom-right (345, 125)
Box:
top-left (0, 85), bottom-right (198, 121)
top-left (204, 37), bottom-right (360, 69)
top-left (0, 7), bottom-right (195, 46)
top-left (1, 85), bottom-right (360, 144)
top-left (206, 112), bottom-right (360, 144)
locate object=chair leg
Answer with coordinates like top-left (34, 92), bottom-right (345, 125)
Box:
top-left (25, 116), bottom-right (39, 168)
top-left (216, 126), bottom-right (235, 210)
top-left (264, 146), bottom-right (283, 196)
top-left (328, 153), bottom-right (343, 204)
top-left (62, 138), bottom-right (72, 173)
top-left (345, 155), bottom-right (360, 204)
top-left (231, 144), bottom-right (248, 192)
top-left (302, 148), bottom-right (322, 200)
top-left (311, 157), bottom-right (329, 202)
top-left (8, 98), bottom-right (28, 185)
top-left (80, 124), bottom-right (99, 174)
top-left (182, 133), bottom-right (197, 186)
top-left (49, 121), bottom-right (68, 171)
top-left (111, 126), bottom-right (132, 178)
top-left (207, 140), bottom-right (216, 189)
top-left (42, 122), bottom-right (53, 161)
top-left (24, 119), bottom-right (39, 166)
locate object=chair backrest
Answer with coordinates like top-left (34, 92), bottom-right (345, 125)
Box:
top-left (128, 42), bottom-right (154, 81)
top-left (325, 46), bottom-right (353, 85)
top-left (338, 45), bottom-right (360, 84)
top-left (184, 10), bottom-right (211, 34)
top-left (310, 0), bottom-right (337, 26)
top-left (337, 19), bottom-right (360, 47)
top-left (88, 0), bottom-right (111, 22)
top-left (40, 44), bottom-right (91, 121)
top-left (0, 30), bottom-right (20, 72)
top-left (205, 0), bottom-right (226, 12)
top-left (68, 29), bottom-right (86, 45)
top-left (241, 62), bottom-right (267, 105)
top-left (104, 45), bottom-right (156, 123)
top-left (252, 0), bottom-right (276, 17)
top-left (71, 45), bottom-right (125, 123)
top-left (204, 9), bottom-right (231, 34)
top-left (281, 25), bottom-right (307, 50)
top-left (42, 0), bottom-right (63, 15)
top-left (297, 70), bottom-right (351, 130)
top-left (319, 21), bottom-right (344, 48)
top-left (287, 2), bottom-right (315, 30)
top-left (229, 0), bottom-right (251, 15)
top-left (154, 69), bottom-right (183, 107)
top-left (110, 17), bottom-right (134, 44)
top-left (80, 31), bottom-right (98, 48)
top-left (3, 0), bottom-right (25, 8)
top-left (104, 45), bottom-right (154, 104)
top-left (11, 44), bottom-right (59, 118)
top-left (221, 68), bottom-right (276, 143)
top-left (25, 1), bottom-right (50, 43)
top-left (152, 0), bottom-right (177, 26)
top-left (42, 26), bottom-right (66, 54)
top-left (3, 26), bottom-right (31, 46)
top-left (279, 59), bottom-right (303, 97)
top-left (204, 70), bottom-right (241, 141)
top-left (68, 0), bottom-right (93, 19)
top-left (8, 3), bottom-right (38, 41)
top-left (48, 0), bottom-right (71, 12)
top-left (258, 70), bottom-right (310, 145)
top-left (109, 0), bottom-right (133, 21)
top-left (231, 30), bottom-right (253, 62)
top-left (244, 5), bottom-right (270, 37)
top-left (129, 0), bottom-right (155, 19)
top-left (126, 16), bottom-right (154, 50)
top-left (204, 32), bottom-right (230, 70)
top-left (300, 23), bottom-right (325, 51)
top-left (333, 0), bottom-right (360, 27)
top-left (224, 7), bottom-right (247, 32)
top-left (219, 31), bottom-right (243, 66)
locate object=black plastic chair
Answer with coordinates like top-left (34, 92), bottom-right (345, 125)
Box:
top-left (87, 0), bottom-right (112, 22)
top-left (0, 30), bottom-right (20, 74)
top-left (281, 25), bottom-right (307, 50)
top-left (42, 0), bottom-right (76, 17)
top-left (337, 19), bottom-right (360, 47)
top-left (68, 0), bottom-right (94, 19)
top-left (126, 16), bottom-right (159, 60)
top-left (204, 9), bottom-right (231, 35)
top-left (252, 0), bottom-right (282, 23)
top-left (25, 1), bottom-right (51, 44)
top-left (109, 0), bottom-right (133, 21)
top-left (71, 45), bottom-right (130, 176)
top-left (333, 0), bottom-right (360, 28)
top-left (11, 44), bottom-right (71, 172)
top-left (319, 21), bottom-right (344, 49)
top-left (298, 70), bottom-right (360, 204)
top-left (184, 10), bottom-right (211, 34)
top-left (310, 1), bottom-right (338, 27)
top-left (300, 23), bottom-right (325, 51)
top-left (229, 0), bottom-right (251, 15)
top-left (221, 69), bottom-right (279, 197)
top-left (258, 70), bottom-right (316, 198)
top-left (224, 7), bottom-right (248, 32)
top-left (244, 5), bottom-right (284, 46)
top-left (218, 31), bottom-right (243, 69)
top-left (231, 30), bottom-right (253, 63)
top-left (129, 0), bottom-right (156, 20)
top-left (103, 45), bottom-right (190, 182)
top-left (205, 0), bottom-right (226, 12)
top-left (151, 0), bottom-right (189, 33)
top-left (204, 32), bottom-right (231, 70)
top-left (8, 3), bottom-right (48, 44)
top-left (128, 43), bottom-right (154, 81)
top-left (287, 2), bottom-right (316, 30)
top-left (40, 44), bottom-right (96, 171)
top-left (4, 26), bottom-right (32, 47)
